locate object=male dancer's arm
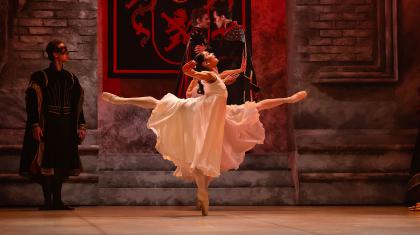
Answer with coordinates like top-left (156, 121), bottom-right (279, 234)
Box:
top-left (26, 73), bottom-right (43, 141)
top-left (70, 74), bottom-right (87, 142)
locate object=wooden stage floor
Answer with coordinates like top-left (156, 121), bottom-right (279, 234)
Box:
top-left (0, 206), bottom-right (419, 235)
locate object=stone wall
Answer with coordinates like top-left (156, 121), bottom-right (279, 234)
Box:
top-left (289, 0), bottom-right (417, 129)
top-left (288, 0), bottom-right (418, 204)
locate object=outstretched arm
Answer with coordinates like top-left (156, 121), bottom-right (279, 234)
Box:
top-left (219, 55), bottom-right (246, 81)
top-left (102, 92), bottom-right (158, 109)
top-left (182, 61), bottom-right (216, 83)
top-left (219, 68), bottom-right (242, 80)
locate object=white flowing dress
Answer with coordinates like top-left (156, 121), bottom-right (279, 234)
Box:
top-left (147, 75), bottom-right (265, 179)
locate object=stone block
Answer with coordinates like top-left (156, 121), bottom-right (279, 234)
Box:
top-left (43, 19), bottom-right (67, 27)
top-left (320, 30), bottom-right (342, 37)
top-left (19, 51), bottom-right (44, 59)
top-left (28, 27), bottom-right (53, 35)
top-left (68, 19), bottom-right (96, 27)
top-left (30, 11), bottom-right (54, 18)
top-left (19, 18), bottom-right (43, 27)
top-left (342, 29), bottom-right (371, 37)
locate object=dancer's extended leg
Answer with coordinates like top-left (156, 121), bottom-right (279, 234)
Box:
top-left (256, 91), bottom-right (307, 111)
top-left (102, 92), bottom-right (158, 109)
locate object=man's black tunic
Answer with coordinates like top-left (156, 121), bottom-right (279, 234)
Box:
top-left (20, 64), bottom-right (85, 182)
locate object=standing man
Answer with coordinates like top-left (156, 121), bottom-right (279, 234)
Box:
top-left (20, 40), bottom-right (86, 210)
top-left (212, 2), bottom-right (259, 104)
top-left (174, 7), bottom-right (210, 98)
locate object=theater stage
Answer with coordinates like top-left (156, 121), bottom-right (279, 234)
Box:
top-left (0, 206), bottom-right (419, 235)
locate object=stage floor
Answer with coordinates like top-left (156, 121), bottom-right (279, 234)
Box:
top-left (0, 206), bottom-right (419, 235)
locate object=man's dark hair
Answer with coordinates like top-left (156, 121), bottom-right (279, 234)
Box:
top-left (45, 39), bottom-right (64, 61)
top-left (212, 2), bottom-right (232, 19)
top-left (191, 7), bottom-right (208, 26)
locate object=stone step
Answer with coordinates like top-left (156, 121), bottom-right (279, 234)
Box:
top-left (298, 172), bottom-right (409, 205)
top-left (297, 151), bottom-right (412, 173)
top-left (0, 144), bottom-right (99, 155)
top-left (0, 173), bottom-right (98, 206)
top-left (0, 145), bottom-right (99, 173)
top-left (99, 170), bottom-right (293, 188)
top-left (300, 172), bottom-right (409, 182)
top-left (99, 153), bottom-right (289, 171)
top-left (298, 144), bottom-right (414, 153)
top-left (299, 181), bottom-right (407, 205)
top-left (98, 187), bottom-right (295, 205)
top-left (0, 173), bottom-right (98, 183)
top-left (295, 129), bottom-right (417, 150)
top-left (0, 129), bottom-right (98, 145)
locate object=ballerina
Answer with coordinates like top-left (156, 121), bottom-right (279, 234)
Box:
top-left (102, 51), bottom-right (307, 216)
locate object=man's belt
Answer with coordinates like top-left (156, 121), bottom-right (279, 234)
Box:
top-left (47, 105), bottom-right (71, 115)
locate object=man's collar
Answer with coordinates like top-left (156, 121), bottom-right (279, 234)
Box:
top-left (49, 63), bottom-right (64, 72)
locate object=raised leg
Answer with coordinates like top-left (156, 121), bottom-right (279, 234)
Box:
top-left (102, 92), bottom-right (158, 109)
top-left (256, 91), bottom-right (307, 111)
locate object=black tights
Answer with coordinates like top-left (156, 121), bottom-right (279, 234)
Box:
top-left (41, 173), bottom-right (64, 205)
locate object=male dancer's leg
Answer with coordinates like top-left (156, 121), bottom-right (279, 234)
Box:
top-left (39, 175), bottom-right (53, 210)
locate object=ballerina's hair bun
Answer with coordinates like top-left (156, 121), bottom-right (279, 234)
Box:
top-left (193, 52), bottom-right (206, 72)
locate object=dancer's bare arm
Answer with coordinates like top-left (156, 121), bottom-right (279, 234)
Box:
top-left (219, 68), bottom-right (242, 80)
top-left (186, 79), bottom-right (199, 98)
top-left (182, 61), bottom-right (217, 83)
top-left (219, 55), bottom-right (246, 80)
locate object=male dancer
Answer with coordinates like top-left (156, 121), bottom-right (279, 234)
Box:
top-left (212, 2), bottom-right (259, 104)
top-left (20, 40), bottom-right (86, 210)
top-left (175, 7), bottom-right (210, 98)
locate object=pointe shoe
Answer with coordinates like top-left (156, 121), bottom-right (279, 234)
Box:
top-left (199, 199), bottom-right (209, 216)
top-left (198, 194), bottom-right (209, 216)
top-left (196, 191), bottom-right (209, 216)
top-left (288, 91), bottom-right (308, 103)
top-left (102, 92), bottom-right (117, 104)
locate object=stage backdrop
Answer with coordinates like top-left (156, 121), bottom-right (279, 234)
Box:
top-left (106, 0), bottom-right (251, 80)
top-left (99, 0), bottom-right (289, 153)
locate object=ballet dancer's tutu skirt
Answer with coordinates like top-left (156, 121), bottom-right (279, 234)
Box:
top-left (147, 75), bottom-right (265, 180)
